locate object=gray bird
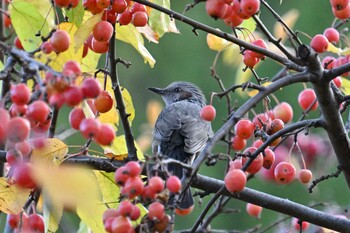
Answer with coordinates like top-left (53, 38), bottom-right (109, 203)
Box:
top-left (149, 81), bottom-right (212, 210)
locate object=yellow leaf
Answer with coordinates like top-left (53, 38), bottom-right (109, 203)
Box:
top-left (340, 47), bottom-right (350, 56)
top-left (30, 138), bottom-right (68, 165)
top-left (273, 9), bottom-right (299, 41)
top-left (103, 135), bottom-right (144, 161)
top-left (0, 177), bottom-right (31, 214)
top-left (81, 48), bottom-right (101, 73)
top-left (222, 44), bottom-right (241, 66)
top-left (247, 82), bottom-right (272, 97)
top-left (43, 191), bottom-right (63, 233)
top-left (207, 31), bottom-right (231, 52)
top-left (327, 42), bottom-right (342, 54)
top-left (93, 171), bottom-right (120, 209)
top-left (121, 87), bottom-right (135, 126)
top-left (36, 22), bottom-right (84, 72)
top-left (340, 78), bottom-right (350, 95)
top-left (116, 24), bottom-right (156, 67)
top-left (77, 202), bottom-right (106, 233)
top-left (74, 11), bottom-right (104, 53)
top-left (25, 0), bottom-right (55, 28)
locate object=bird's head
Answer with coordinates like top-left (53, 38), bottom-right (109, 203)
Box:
top-left (149, 82), bottom-right (206, 106)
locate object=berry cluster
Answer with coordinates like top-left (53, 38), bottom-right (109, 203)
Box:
top-left (106, 161), bottom-right (183, 232)
top-left (8, 212), bottom-right (45, 233)
top-left (81, 1), bottom-right (148, 55)
top-left (206, 0), bottom-right (260, 27)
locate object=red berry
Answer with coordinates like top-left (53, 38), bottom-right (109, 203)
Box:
top-left (205, 0), bottom-right (228, 19)
top-left (118, 200), bottom-right (133, 217)
top-left (7, 117), bottom-right (31, 142)
top-left (41, 41), bottom-right (53, 54)
top-left (14, 37), bottom-right (24, 50)
top-left (6, 149), bottom-right (22, 166)
top-left (112, 0), bottom-right (128, 13)
top-left (125, 161), bottom-right (141, 177)
top-left (64, 86), bottom-right (83, 107)
top-left (51, 30), bottom-right (70, 53)
top-left (118, 11), bottom-right (133, 25)
top-left (224, 169), bottom-right (247, 192)
top-left (79, 118), bottom-right (101, 138)
top-left (243, 50), bottom-right (259, 67)
top-left (262, 148), bottom-right (275, 169)
top-left (83, 0), bottom-right (104, 14)
top-left (273, 102), bottom-right (293, 123)
top-left (132, 11), bottom-right (148, 27)
top-left (231, 136), bottom-right (246, 151)
top-left (292, 218), bottom-right (310, 231)
top-left (94, 90), bottom-right (114, 113)
top-left (267, 118), bottom-right (284, 135)
top-left (330, 0), bottom-right (349, 10)
top-left (95, 124), bottom-right (115, 145)
top-left (223, 10), bottom-right (243, 27)
top-left (298, 169), bottom-right (313, 184)
top-left (310, 34), bottom-right (329, 53)
top-left (332, 4), bottom-right (350, 19)
top-left (0, 108), bottom-right (10, 142)
top-left (81, 78), bottom-right (101, 98)
top-left (148, 202), bottom-right (165, 221)
top-left (103, 208), bottom-right (119, 223)
top-left (96, 0), bottom-right (110, 9)
top-left (166, 175), bottom-right (182, 193)
top-left (69, 108), bottom-right (85, 130)
top-left (49, 93), bottom-right (65, 109)
top-left (93, 21), bottom-right (114, 42)
top-left (253, 113), bottom-right (271, 129)
top-left (298, 88), bottom-right (318, 111)
top-left (63, 60), bottom-right (81, 76)
top-left (111, 216), bottom-right (133, 233)
top-left (15, 140), bottom-right (32, 157)
top-left (241, 147), bottom-right (264, 174)
top-left (123, 176), bottom-right (144, 199)
top-left (148, 176), bottom-right (164, 193)
top-left (10, 83), bottom-right (31, 106)
top-left (235, 119), bottom-right (255, 139)
top-left (200, 105), bottom-right (216, 121)
top-left (26, 100), bottom-right (51, 123)
top-left (240, 0), bottom-right (260, 17)
top-left (333, 76), bottom-right (342, 88)
top-left (130, 205), bottom-right (141, 221)
top-left (27, 214), bottom-right (45, 232)
top-left (8, 214), bottom-right (20, 229)
top-left (13, 162), bottom-right (36, 189)
top-left (274, 162), bottom-right (296, 184)
top-left (250, 39), bottom-right (268, 59)
top-left (246, 203), bottom-right (262, 218)
top-left (324, 27), bottom-right (340, 44)
top-left (114, 166), bottom-right (130, 186)
top-left (55, 0), bottom-right (70, 8)
top-left (130, 2), bottom-right (147, 14)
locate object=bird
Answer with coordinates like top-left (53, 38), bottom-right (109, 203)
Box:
top-left (149, 81), bottom-right (212, 211)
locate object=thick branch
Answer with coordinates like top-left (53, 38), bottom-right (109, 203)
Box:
top-left (132, 0), bottom-right (305, 71)
top-left (192, 174), bottom-right (350, 232)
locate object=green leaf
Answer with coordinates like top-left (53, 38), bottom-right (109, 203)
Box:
top-left (25, 0), bottom-right (55, 28)
top-left (77, 202), bottom-right (106, 233)
top-left (43, 191), bottom-right (63, 233)
top-left (94, 171), bottom-right (120, 209)
top-left (240, 17), bottom-right (256, 35)
top-left (74, 11), bottom-right (104, 52)
top-left (65, 1), bottom-right (85, 27)
top-left (149, 0), bottom-right (179, 39)
top-left (116, 24), bottom-right (156, 67)
top-left (9, 0), bottom-right (50, 51)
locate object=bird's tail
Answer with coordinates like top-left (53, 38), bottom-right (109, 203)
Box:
top-left (166, 146), bottom-right (194, 210)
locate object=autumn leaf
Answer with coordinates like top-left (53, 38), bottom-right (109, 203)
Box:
top-left (103, 135), bottom-right (144, 161)
top-left (30, 138), bottom-right (68, 165)
top-left (93, 171), bottom-right (120, 209)
top-left (74, 11), bottom-right (104, 52)
top-left (273, 9), bottom-right (299, 42)
top-left (65, 1), bottom-right (85, 27)
top-left (148, 0), bottom-right (179, 39)
top-left (0, 178), bottom-right (31, 214)
top-left (116, 24), bottom-right (156, 67)
top-left (43, 191), bottom-right (63, 233)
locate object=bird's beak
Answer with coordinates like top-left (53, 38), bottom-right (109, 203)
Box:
top-left (148, 87), bottom-right (165, 95)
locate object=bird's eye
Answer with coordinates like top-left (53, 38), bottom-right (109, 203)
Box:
top-left (175, 88), bottom-right (181, 92)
